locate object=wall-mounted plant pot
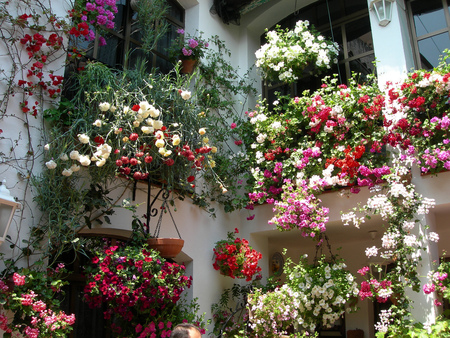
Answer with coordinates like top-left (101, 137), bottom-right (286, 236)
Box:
top-left (180, 59), bottom-right (198, 74)
top-left (147, 238), bottom-right (184, 258)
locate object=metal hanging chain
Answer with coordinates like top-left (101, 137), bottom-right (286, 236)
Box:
top-left (325, 0), bottom-right (342, 84)
top-left (314, 233), bottom-right (336, 265)
top-left (145, 177), bottom-right (182, 239)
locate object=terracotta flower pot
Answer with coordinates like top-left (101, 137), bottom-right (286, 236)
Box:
top-left (147, 238), bottom-right (184, 258)
top-left (180, 59), bottom-right (198, 74)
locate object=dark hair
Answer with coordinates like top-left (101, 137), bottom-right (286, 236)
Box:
top-left (170, 323), bottom-right (201, 338)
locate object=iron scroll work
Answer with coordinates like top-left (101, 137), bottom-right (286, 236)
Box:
top-left (132, 177), bottom-right (182, 239)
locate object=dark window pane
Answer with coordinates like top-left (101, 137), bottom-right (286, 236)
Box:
top-left (346, 17), bottom-right (373, 56)
top-left (418, 32), bottom-right (450, 68)
top-left (168, 0), bottom-right (184, 22)
top-left (411, 0), bottom-right (446, 37)
top-left (344, 0), bottom-right (368, 15)
top-left (155, 55), bottom-right (174, 74)
top-left (157, 24), bottom-right (178, 57)
top-left (97, 35), bottom-right (124, 67)
top-left (113, 0), bottom-right (127, 34)
top-left (349, 53), bottom-right (376, 80)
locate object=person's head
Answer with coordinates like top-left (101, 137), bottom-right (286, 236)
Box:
top-left (170, 323), bottom-right (202, 338)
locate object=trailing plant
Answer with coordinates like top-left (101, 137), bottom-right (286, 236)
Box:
top-left (255, 20), bottom-right (339, 84)
top-left (195, 35), bottom-right (258, 213)
top-left (212, 228), bottom-right (262, 281)
top-left (0, 262), bottom-right (75, 337)
top-left (83, 237), bottom-right (206, 337)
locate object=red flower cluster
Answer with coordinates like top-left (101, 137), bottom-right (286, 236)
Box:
top-left (83, 243), bottom-right (193, 338)
top-left (359, 279), bottom-right (393, 303)
top-left (17, 26), bottom-right (65, 115)
top-left (213, 229), bottom-right (262, 281)
top-left (326, 145), bottom-right (365, 179)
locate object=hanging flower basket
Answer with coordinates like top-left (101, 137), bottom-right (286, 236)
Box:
top-left (147, 237), bottom-right (184, 258)
top-left (255, 19), bottom-right (339, 84)
top-left (212, 228), bottom-right (262, 281)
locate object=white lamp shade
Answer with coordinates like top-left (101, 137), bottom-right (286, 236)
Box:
top-left (0, 181), bottom-right (21, 245)
top-left (370, 0), bottom-right (394, 27)
top-left (0, 200), bottom-right (19, 244)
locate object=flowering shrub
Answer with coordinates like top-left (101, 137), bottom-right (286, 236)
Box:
top-left (69, 0), bottom-right (118, 46)
top-left (248, 253), bottom-right (358, 335)
top-left (83, 239), bottom-right (205, 337)
top-left (384, 57), bottom-right (450, 174)
top-left (174, 29), bottom-right (209, 60)
top-left (423, 259), bottom-right (450, 307)
top-left (213, 228), bottom-right (262, 281)
top-left (0, 264), bottom-right (75, 337)
top-left (255, 20), bottom-right (339, 84)
top-left (43, 63), bottom-right (227, 206)
top-left (268, 179), bottom-right (329, 237)
top-left (248, 284), bottom-right (305, 337)
top-left (246, 74), bottom-right (387, 208)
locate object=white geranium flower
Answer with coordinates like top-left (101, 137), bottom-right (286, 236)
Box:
top-left (45, 160), bottom-right (57, 169)
top-left (99, 102), bottom-right (110, 111)
top-left (428, 232), bottom-right (439, 242)
top-left (70, 164), bottom-right (80, 172)
top-left (180, 90), bottom-right (191, 100)
top-left (153, 120), bottom-right (163, 130)
top-left (59, 153), bottom-right (69, 161)
top-left (62, 168), bottom-right (73, 177)
top-left (78, 155), bottom-right (91, 166)
top-left (44, 144), bottom-right (50, 151)
top-left (93, 119), bottom-right (102, 127)
top-left (70, 150), bottom-right (80, 161)
top-left (77, 134), bottom-right (90, 144)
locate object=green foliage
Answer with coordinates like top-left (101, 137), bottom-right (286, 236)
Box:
top-left (135, 0), bottom-right (170, 54)
top-left (0, 262), bottom-right (75, 337)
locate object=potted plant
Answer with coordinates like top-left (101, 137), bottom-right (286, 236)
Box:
top-left (255, 19), bottom-right (339, 84)
top-left (212, 228), bottom-right (263, 281)
top-left (83, 236), bottom-right (205, 337)
top-left (0, 263), bottom-right (76, 337)
top-left (248, 253), bottom-right (358, 336)
top-left (171, 29), bottom-right (209, 73)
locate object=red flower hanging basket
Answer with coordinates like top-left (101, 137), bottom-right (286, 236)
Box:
top-left (212, 229), bottom-right (262, 281)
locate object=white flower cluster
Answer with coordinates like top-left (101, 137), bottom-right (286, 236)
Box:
top-left (428, 231), bottom-right (439, 243)
top-left (417, 197), bottom-right (436, 215)
top-left (374, 309), bottom-right (393, 334)
top-left (341, 211), bottom-right (365, 228)
top-left (367, 194), bottom-right (393, 219)
top-left (381, 231), bottom-right (400, 249)
top-left (255, 20), bottom-right (339, 84)
top-left (365, 246), bottom-right (378, 258)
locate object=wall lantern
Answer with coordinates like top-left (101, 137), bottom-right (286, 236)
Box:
top-left (370, 0), bottom-right (395, 27)
top-left (0, 180), bottom-right (21, 246)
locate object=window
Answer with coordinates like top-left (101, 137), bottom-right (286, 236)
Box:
top-left (263, 0), bottom-right (374, 100)
top-left (407, 0), bottom-right (450, 69)
top-left (73, 0), bottom-right (184, 72)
